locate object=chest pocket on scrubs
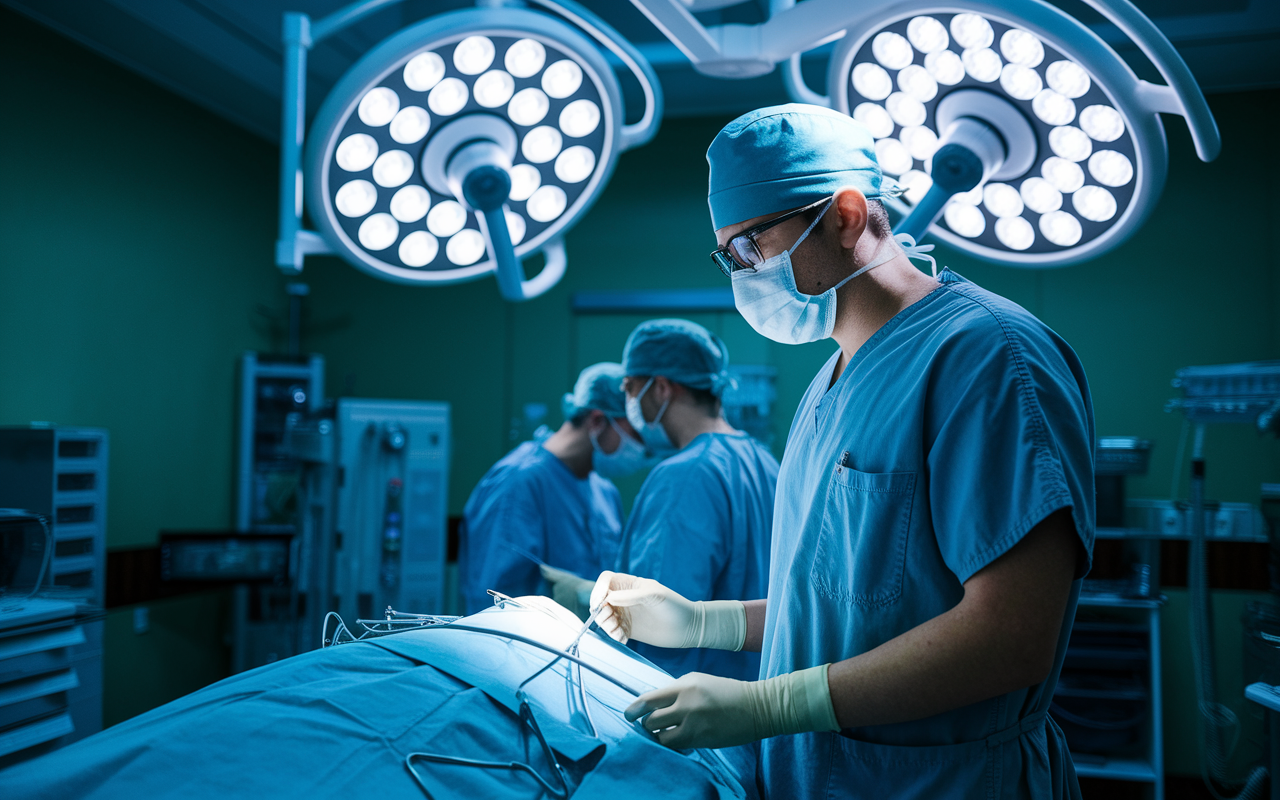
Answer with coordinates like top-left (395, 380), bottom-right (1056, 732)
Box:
top-left (812, 465), bottom-right (916, 607)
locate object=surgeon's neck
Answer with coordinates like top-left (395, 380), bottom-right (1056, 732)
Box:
top-left (828, 254), bottom-right (940, 386)
top-left (661, 400), bottom-right (738, 450)
top-left (542, 422), bottom-right (593, 479)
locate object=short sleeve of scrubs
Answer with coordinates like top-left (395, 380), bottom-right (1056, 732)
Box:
top-left (925, 322), bottom-right (1090, 583)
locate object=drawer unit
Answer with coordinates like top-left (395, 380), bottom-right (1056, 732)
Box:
top-left (0, 599), bottom-right (81, 768)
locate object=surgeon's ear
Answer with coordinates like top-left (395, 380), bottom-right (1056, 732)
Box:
top-left (832, 187), bottom-right (869, 251)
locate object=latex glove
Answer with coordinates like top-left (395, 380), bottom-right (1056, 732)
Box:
top-left (624, 666), bottom-right (840, 750)
top-left (539, 564), bottom-right (595, 621)
top-left (590, 571), bottom-right (745, 650)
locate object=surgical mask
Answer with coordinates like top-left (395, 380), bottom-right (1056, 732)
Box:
top-left (591, 418), bottom-right (649, 479)
top-left (730, 201), bottom-right (936, 344)
top-left (625, 378), bottom-right (676, 454)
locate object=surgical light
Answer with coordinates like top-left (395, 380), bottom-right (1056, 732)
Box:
top-left (277, 0), bottom-right (660, 300)
top-left (816, 0), bottom-right (1221, 267)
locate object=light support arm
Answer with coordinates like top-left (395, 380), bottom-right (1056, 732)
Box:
top-left (276, 12), bottom-right (333, 272)
top-left (630, 0), bottom-right (1218, 162)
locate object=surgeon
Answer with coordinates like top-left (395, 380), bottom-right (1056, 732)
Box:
top-left (591, 105), bottom-right (1095, 800)
top-left (458, 362), bottom-right (647, 615)
top-left (551, 319), bottom-right (778, 681)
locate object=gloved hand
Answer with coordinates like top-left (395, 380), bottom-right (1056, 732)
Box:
top-left (539, 564), bottom-right (595, 621)
top-left (624, 666), bottom-right (840, 750)
top-left (589, 571), bottom-right (745, 651)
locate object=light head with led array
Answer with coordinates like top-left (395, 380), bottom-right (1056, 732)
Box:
top-left (300, 3), bottom-right (660, 300)
top-left (828, 0), bottom-right (1208, 267)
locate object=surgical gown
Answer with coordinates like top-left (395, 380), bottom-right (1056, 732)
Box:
top-left (460, 441), bottom-right (623, 614)
top-left (758, 270), bottom-right (1095, 800)
top-left (619, 432), bottom-right (778, 681)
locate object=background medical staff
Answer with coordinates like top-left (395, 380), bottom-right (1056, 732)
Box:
top-left (597, 319), bottom-right (777, 682)
top-left (592, 106), bottom-right (1096, 800)
top-left (458, 362), bottom-right (646, 614)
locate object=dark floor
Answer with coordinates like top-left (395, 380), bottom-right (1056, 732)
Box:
top-left (1081, 775), bottom-right (1261, 799)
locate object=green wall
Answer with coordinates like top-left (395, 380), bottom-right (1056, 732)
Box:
top-left (4, 5), bottom-right (1280, 772)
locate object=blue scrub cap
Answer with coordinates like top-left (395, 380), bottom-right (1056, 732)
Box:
top-left (562, 362), bottom-right (627, 420)
top-left (622, 319), bottom-right (733, 397)
top-left (706, 103), bottom-right (902, 230)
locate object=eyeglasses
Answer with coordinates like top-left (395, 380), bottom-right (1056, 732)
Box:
top-left (709, 197), bottom-right (831, 277)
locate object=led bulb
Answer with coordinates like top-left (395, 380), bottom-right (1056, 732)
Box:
top-left (872, 31), bottom-right (914, 70)
top-left (505, 210), bottom-right (527, 245)
top-left (852, 62), bottom-right (893, 101)
top-left (853, 103), bottom-right (895, 139)
top-left (446, 228), bottom-right (486, 265)
top-left (542, 60), bottom-right (583, 99)
top-left (389, 106), bottom-right (430, 144)
top-left (1000, 29), bottom-right (1044, 68)
top-left (1039, 210), bottom-right (1082, 246)
top-left (944, 201), bottom-right (986, 238)
top-left (907, 16), bottom-right (949, 54)
top-left (390, 185), bottom-right (430, 223)
top-left (983, 183), bottom-right (1023, 218)
top-left (1033, 89), bottom-right (1075, 126)
top-left (1089, 150), bottom-right (1133, 187)
top-left (404, 52), bottom-right (445, 92)
top-left (427, 200), bottom-right (467, 237)
top-left (559, 99), bottom-right (601, 138)
top-left (399, 231), bottom-right (439, 267)
top-left (505, 39), bottom-right (546, 79)
top-left (1049, 126), bottom-right (1092, 162)
top-left (336, 133), bottom-right (378, 172)
top-left (335, 180), bottom-right (377, 218)
top-left (1000, 64), bottom-right (1042, 101)
top-left (900, 126), bottom-right (939, 161)
top-left (1073, 185), bottom-right (1117, 222)
top-left (358, 213), bottom-right (398, 251)
top-left (924, 50), bottom-right (965, 85)
top-left (1046, 61), bottom-right (1090, 99)
top-left (886, 92), bottom-right (926, 127)
top-left (508, 88), bottom-right (550, 127)
top-left (995, 216), bottom-right (1035, 250)
top-left (473, 70), bottom-right (515, 109)
top-left (555, 145), bottom-right (596, 183)
top-left (950, 14), bottom-right (993, 49)
top-left (522, 126), bottom-right (563, 164)
top-left (1019, 177), bottom-right (1062, 214)
top-left (453, 36), bottom-right (495, 75)
top-left (874, 138), bottom-right (913, 176)
top-left (1041, 157), bottom-right (1085, 193)
top-left (898, 169), bottom-right (933, 205)
top-left (962, 48), bottom-right (1002, 83)
top-left (508, 164), bottom-right (541, 202)
top-left (952, 183), bottom-right (984, 205)
top-left (358, 87), bottom-right (399, 127)
top-left (527, 185), bottom-right (567, 222)
top-left (428, 78), bottom-right (469, 117)
top-left (1080, 105), bottom-right (1125, 142)
top-left (897, 65), bottom-right (937, 103)
top-left (372, 150), bottom-right (414, 188)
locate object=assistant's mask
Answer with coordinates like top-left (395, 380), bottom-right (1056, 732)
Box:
top-left (731, 203), bottom-right (935, 345)
top-left (591, 418), bottom-right (650, 479)
top-left (625, 377), bottom-right (676, 454)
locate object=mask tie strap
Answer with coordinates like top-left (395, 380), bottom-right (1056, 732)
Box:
top-left (894, 233), bottom-right (938, 278)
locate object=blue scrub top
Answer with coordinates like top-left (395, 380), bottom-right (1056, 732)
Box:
top-left (459, 441), bottom-right (623, 614)
top-left (619, 431), bottom-right (778, 681)
top-left (759, 270), bottom-right (1095, 800)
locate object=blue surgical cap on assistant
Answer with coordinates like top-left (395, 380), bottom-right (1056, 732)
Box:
top-left (622, 319), bottom-right (733, 397)
top-left (706, 103), bottom-right (900, 230)
top-left (562, 362), bottom-right (627, 420)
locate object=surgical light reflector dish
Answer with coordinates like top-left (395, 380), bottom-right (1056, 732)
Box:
top-left (300, 4), bottom-right (660, 297)
top-left (827, 0), bottom-right (1214, 268)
